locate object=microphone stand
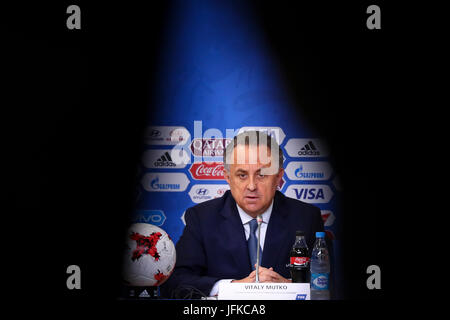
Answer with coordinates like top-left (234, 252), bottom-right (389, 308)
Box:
top-left (255, 215), bottom-right (263, 283)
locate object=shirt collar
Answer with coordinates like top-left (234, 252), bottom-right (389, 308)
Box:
top-left (236, 199), bottom-right (274, 225)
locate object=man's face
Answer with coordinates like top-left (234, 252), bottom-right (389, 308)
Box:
top-left (224, 144), bottom-right (284, 217)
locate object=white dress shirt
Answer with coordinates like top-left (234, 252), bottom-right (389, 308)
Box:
top-left (209, 200), bottom-right (274, 296)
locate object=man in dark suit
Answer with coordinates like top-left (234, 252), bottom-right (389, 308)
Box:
top-left (161, 131), bottom-right (324, 298)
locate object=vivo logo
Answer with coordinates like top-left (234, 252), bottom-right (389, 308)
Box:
top-left (132, 210), bottom-right (166, 226)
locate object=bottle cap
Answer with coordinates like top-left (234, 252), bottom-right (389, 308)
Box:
top-left (315, 232), bottom-right (325, 238)
top-left (296, 230), bottom-right (305, 236)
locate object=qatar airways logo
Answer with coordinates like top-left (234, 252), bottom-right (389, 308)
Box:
top-left (189, 162), bottom-right (225, 180)
top-left (190, 138), bottom-right (231, 157)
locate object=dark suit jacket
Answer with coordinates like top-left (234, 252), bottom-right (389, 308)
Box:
top-left (160, 190), bottom-right (324, 298)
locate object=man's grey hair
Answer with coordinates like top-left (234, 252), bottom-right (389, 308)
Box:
top-left (223, 131), bottom-right (283, 173)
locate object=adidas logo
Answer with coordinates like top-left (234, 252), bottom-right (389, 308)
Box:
top-left (298, 141), bottom-right (320, 156)
top-left (139, 289), bottom-right (150, 298)
top-left (154, 151), bottom-right (176, 167)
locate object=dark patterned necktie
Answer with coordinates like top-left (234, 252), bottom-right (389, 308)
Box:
top-left (248, 218), bottom-right (262, 270)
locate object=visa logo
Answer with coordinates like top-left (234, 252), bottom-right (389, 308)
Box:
top-left (294, 188), bottom-right (324, 200)
top-left (285, 184), bottom-right (334, 204)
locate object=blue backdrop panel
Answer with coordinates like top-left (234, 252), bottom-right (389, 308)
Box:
top-left (131, 0), bottom-right (342, 296)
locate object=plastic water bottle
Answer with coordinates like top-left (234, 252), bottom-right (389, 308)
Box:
top-left (310, 232), bottom-right (330, 300)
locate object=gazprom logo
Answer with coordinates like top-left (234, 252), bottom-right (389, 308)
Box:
top-left (150, 176), bottom-right (180, 190)
top-left (285, 161), bottom-right (332, 181)
top-left (295, 164), bottom-right (323, 179)
top-left (132, 210), bottom-right (166, 226)
top-left (141, 173), bottom-right (190, 192)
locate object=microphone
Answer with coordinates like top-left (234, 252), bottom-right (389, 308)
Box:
top-left (255, 215), bottom-right (263, 283)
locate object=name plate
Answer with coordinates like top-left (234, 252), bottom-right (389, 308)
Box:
top-left (218, 283), bottom-right (310, 300)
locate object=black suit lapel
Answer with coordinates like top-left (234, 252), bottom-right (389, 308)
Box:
top-left (218, 191), bottom-right (252, 275)
top-left (261, 191), bottom-right (291, 269)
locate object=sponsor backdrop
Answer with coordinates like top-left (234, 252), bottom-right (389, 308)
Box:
top-left (131, 0), bottom-right (342, 296)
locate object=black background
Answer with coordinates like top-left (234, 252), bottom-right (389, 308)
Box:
top-left (3, 0), bottom-right (411, 313)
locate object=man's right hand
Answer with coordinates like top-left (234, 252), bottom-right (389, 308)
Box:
top-left (231, 265), bottom-right (291, 283)
top-left (231, 270), bottom-right (256, 283)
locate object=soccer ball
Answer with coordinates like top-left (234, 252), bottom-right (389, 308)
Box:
top-left (123, 223), bottom-right (176, 286)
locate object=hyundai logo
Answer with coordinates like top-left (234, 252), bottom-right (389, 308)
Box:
top-left (149, 129), bottom-right (161, 137)
top-left (196, 188), bottom-right (209, 195)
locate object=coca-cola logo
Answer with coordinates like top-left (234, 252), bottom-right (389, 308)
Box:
top-left (290, 256), bottom-right (310, 267)
top-left (189, 162), bottom-right (225, 180)
top-left (190, 138), bottom-right (231, 157)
